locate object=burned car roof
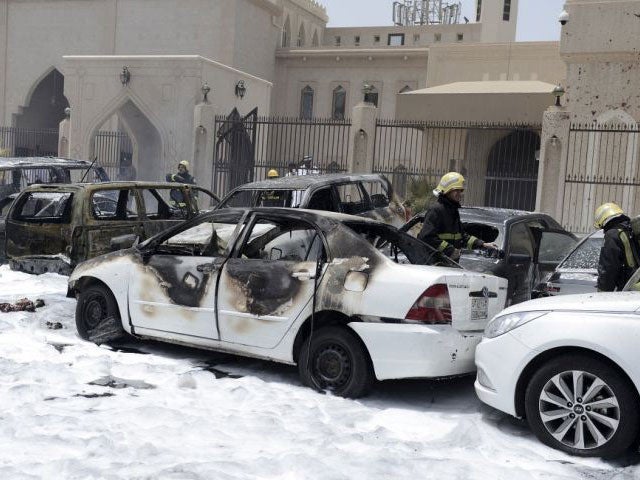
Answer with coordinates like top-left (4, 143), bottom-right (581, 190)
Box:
top-left (23, 181), bottom-right (202, 191)
top-left (228, 173), bottom-right (390, 190)
top-left (460, 206), bottom-right (547, 225)
top-left (0, 157), bottom-right (96, 169)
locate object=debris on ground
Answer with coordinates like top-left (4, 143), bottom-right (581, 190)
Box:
top-left (0, 297), bottom-right (45, 313)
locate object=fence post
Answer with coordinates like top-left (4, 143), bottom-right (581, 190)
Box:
top-left (536, 105), bottom-right (571, 220)
top-left (193, 101), bottom-right (216, 191)
top-left (347, 101), bottom-right (378, 173)
top-left (58, 110), bottom-right (71, 158)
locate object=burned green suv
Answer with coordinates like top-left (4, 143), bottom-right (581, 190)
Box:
top-left (5, 181), bottom-right (219, 274)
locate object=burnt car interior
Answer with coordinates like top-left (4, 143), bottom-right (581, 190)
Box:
top-left (240, 219), bottom-right (325, 263)
top-left (13, 191), bottom-right (74, 223)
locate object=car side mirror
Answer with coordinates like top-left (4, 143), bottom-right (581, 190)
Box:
top-left (507, 253), bottom-right (532, 264)
top-left (270, 247), bottom-right (283, 260)
top-left (110, 233), bottom-right (139, 252)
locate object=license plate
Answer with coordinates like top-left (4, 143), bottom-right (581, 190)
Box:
top-left (471, 298), bottom-right (488, 321)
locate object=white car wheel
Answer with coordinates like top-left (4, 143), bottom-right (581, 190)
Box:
top-left (525, 354), bottom-right (639, 457)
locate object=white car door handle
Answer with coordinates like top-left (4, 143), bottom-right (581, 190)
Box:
top-left (291, 270), bottom-right (316, 280)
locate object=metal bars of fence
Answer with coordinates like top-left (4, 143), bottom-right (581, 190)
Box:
top-left (373, 119), bottom-right (541, 210)
top-left (93, 131), bottom-right (134, 181)
top-left (212, 115), bottom-right (351, 196)
top-left (562, 123), bottom-right (640, 233)
top-left (0, 126), bottom-right (59, 157)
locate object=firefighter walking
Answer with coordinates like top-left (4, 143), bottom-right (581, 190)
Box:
top-left (418, 172), bottom-right (498, 261)
top-left (594, 202), bottom-right (639, 291)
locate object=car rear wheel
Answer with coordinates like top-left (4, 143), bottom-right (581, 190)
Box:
top-left (298, 326), bottom-right (374, 399)
top-left (525, 354), bottom-right (639, 458)
top-left (76, 284), bottom-right (125, 344)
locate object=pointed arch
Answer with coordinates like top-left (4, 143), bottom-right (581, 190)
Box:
top-left (297, 22), bottom-right (306, 47)
top-left (282, 15), bottom-right (291, 47)
top-left (597, 109), bottom-right (638, 127)
top-left (312, 30), bottom-right (319, 46)
top-left (332, 85), bottom-right (347, 120)
top-left (15, 67), bottom-right (69, 130)
top-left (399, 85), bottom-right (413, 93)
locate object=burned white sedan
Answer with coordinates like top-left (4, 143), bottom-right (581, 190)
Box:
top-left (68, 208), bottom-right (507, 398)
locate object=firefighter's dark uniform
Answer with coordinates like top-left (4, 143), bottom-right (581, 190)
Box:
top-left (418, 194), bottom-right (483, 257)
top-left (165, 171), bottom-right (195, 206)
top-left (597, 216), bottom-right (639, 291)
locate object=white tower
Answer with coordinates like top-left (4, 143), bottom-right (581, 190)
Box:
top-left (476, 0), bottom-right (518, 43)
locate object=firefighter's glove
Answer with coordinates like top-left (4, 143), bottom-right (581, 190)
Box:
top-left (482, 242), bottom-right (499, 251)
top-left (450, 248), bottom-right (461, 261)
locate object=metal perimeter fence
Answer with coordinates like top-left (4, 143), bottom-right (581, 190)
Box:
top-left (212, 114), bottom-right (351, 196)
top-left (0, 126), bottom-right (59, 157)
top-left (373, 119), bottom-right (542, 211)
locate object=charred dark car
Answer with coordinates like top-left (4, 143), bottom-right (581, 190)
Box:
top-left (0, 157), bottom-right (109, 257)
top-left (402, 207), bottom-right (577, 305)
top-left (218, 173), bottom-right (406, 227)
top-left (5, 181), bottom-right (219, 275)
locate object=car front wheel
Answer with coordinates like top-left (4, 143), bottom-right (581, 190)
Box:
top-left (298, 326), bottom-right (374, 399)
top-left (75, 284), bottom-right (125, 344)
top-left (525, 354), bottom-right (639, 458)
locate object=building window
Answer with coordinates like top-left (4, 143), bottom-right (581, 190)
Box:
top-left (297, 24), bottom-right (306, 47)
top-left (476, 0), bottom-right (482, 22)
top-left (413, 34), bottom-right (420, 43)
top-left (300, 86), bottom-right (314, 119)
top-left (434, 33), bottom-right (442, 42)
top-left (373, 35), bottom-right (380, 44)
top-left (503, 0), bottom-right (511, 21)
top-left (334, 36), bottom-right (341, 47)
top-left (388, 33), bottom-right (405, 46)
top-left (364, 85), bottom-right (379, 107)
top-left (457, 33), bottom-right (464, 41)
top-left (312, 30), bottom-right (319, 46)
top-left (332, 86), bottom-right (346, 120)
top-left (354, 35), bottom-right (360, 46)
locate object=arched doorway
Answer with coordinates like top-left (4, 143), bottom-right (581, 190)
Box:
top-left (16, 69), bottom-right (69, 130)
top-left (91, 100), bottom-right (162, 182)
top-left (484, 130), bottom-right (541, 210)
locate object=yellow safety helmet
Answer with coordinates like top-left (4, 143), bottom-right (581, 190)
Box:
top-left (267, 169), bottom-right (279, 178)
top-left (434, 172), bottom-right (465, 196)
top-left (179, 160), bottom-right (190, 168)
top-left (594, 202), bottom-right (624, 229)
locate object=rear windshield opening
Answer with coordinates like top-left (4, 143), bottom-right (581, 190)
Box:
top-left (13, 191), bottom-right (73, 223)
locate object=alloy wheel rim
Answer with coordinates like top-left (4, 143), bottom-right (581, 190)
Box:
top-left (313, 344), bottom-right (351, 390)
top-left (538, 369), bottom-right (620, 450)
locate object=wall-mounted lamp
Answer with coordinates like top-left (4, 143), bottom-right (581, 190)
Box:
top-left (197, 125), bottom-right (206, 134)
top-left (120, 66), bottom-right (131, 86)
top-left (550, 135), bottom-right (559, 147)
top-left (201, 82), bottom-right (211, 102)
top-left (64, 107), bottom-right (71, 119)
top-left (552, 84), bottom-right (565, 107)
top-left (235, 80), bottom-right (246, 99)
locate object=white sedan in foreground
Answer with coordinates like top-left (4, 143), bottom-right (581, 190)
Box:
top-left (475, 292), bottom-right (640, 457)
top-left (69, 208), bottom-right (507, 398)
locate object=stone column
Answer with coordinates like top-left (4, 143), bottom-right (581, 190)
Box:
top-left (193, 101), bottom-right (217, 192)
top-left (347, 102), bottom-right (378, 173)
top-left (58, 109), bottom-right (71, 158)
top-left (536, 105), bottom-right (571, 221)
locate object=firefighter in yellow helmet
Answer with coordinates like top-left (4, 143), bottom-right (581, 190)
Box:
top-left (267, 169), bottom-right (279, 179)
top-left (166, 160), bottom-right (196, 207)
top-left (418, 172), bottom-right (498, 261)
top-left (594, 202), bottom-right (639, 291)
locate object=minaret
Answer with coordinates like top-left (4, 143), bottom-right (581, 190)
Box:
top-left (477, 0), bottom-right (518, 43)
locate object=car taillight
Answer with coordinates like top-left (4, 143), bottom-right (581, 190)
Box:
top-left (404, 283), bottom-right (452, 324)
top-left (544, 283), bottom-right (560, 294)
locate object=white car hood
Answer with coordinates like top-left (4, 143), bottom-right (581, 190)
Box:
top-left (500, 291), bottom-right (640, 315)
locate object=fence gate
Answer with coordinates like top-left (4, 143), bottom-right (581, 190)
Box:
top-left (562, 124), bottom-right (640, 233)
top-left (212, 111), bottom-right (351, 196)
top-left (93, 131), bottom-right (134, 181)
top-left (373, 119), bottom-right (541, 210)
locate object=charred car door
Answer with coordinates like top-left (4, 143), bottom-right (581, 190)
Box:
top-left (504, 221), bottom-right (537, 304)
top-left (128, 212), bottom-right (245, 339)
top-left (533, 228), bottom-right (578, 285)
top-left (217, 213), bottom-right (325, 348)
top-left (78, 188), bottom-right (145, 261)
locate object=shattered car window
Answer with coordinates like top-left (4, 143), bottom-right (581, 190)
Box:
top-left (345, 221), bottom-right (460, 268)
top-left (360, 180), bottom-right (390, 208)
top-left (240, 219), bottom-right (324, 262)
top-left (91, 189), bottom-right (138, 220)
top-left (140, 188), bottom-right (185, 220)
top-left (558, 234), bottom-right (603, 269)
top-left (220, 189), bottom-right (305, 208)
top-left (159, 219), bottom-right (238, 257)
top-left (13, 192), bottom-right (73, 222)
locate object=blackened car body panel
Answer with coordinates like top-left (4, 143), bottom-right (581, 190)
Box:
top-left (401, 207), bottom-right (577, 305)
top-left (69, 207), bottom-right (508, 397)
top-left (5, 182), bottom-right (219, 274)
top-left (217, 173), bottom-right (406, 228)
